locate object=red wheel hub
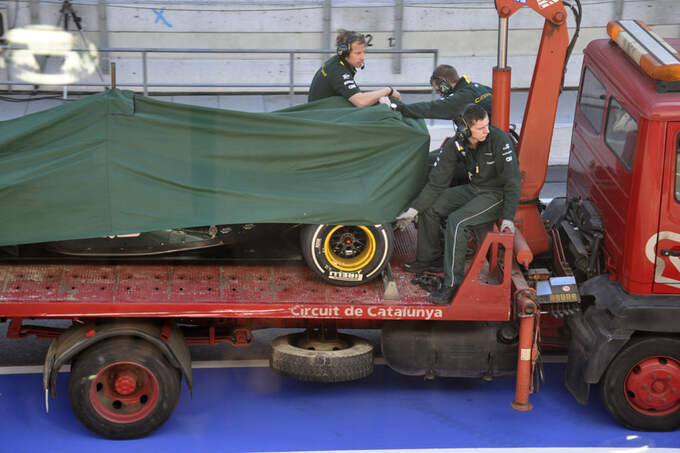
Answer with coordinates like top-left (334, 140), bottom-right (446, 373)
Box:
top-left (89, 362), bottom-right (160, 423)
top-left (114, 372), bottom-right (138, 396)
top-left (625, 356), bottom-right (680, 416)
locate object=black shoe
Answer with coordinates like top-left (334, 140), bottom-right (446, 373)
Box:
top-left (428, 284), bottom-right (459, 305)
top-left (402, 259), bottom-right (443, 274)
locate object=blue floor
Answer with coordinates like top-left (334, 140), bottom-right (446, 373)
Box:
top-left (0, 363), bottom-right (678, 452)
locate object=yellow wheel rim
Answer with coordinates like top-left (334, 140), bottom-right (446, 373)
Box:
top-left (323, 226), bottom-right (376, 272)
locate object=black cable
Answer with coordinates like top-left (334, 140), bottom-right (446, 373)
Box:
top-left (561, 0), bottom-right (583, 92)
top-left (0, 94), bottom-right (73, 102)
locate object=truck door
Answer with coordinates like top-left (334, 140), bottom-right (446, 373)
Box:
top-left (653, 123), bottom-right (680, 294)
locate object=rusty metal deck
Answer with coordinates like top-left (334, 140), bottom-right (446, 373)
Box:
top-left (0, 228), bottom-right (513, 321)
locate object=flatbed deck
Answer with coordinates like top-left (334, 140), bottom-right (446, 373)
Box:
top-left (0, 228), bottom-right (514, 321)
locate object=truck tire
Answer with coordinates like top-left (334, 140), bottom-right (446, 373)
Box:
top-left (300, 224), bottom-right (394, 286)
top-left (600, 336), bottom-right (680, 431)
top-left (68, 337), bottom-right (181, 439)
top-left (270, 333), bottom-right (373, 382)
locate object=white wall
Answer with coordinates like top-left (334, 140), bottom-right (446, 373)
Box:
top-left (1, 0), bottom-right (679, 92)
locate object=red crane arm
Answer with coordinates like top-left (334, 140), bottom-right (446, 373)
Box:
top-left (493, 0), bottom-right (570, 254)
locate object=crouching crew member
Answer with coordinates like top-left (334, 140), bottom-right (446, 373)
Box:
top-left (308, 29), bottom-right (401, 107)
top-left (395, 103), bottom-right (521, 305)
top-left (385, 64), bottom-right (492, 124)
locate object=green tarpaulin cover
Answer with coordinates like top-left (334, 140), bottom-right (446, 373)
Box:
top-left (0, 89), bottom-right (429, 246)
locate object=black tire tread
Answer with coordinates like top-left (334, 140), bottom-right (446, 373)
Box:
top-left (68, 336), bottom-right (181, 440)
top-left (600, 335), bottom-right (680, 431)
top-left (270, 333), bottom-right (374, 383)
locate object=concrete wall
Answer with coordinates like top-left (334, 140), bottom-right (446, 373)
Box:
top-left (1, 0), bottom-right (679, 93)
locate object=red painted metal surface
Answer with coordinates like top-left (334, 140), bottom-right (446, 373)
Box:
top-left (0, 227), bottom-right (514, 322)
top-left (624, 356), bottom-right (680, 417)
top-left (568, 61), bottom-right (633, 285)
top-left (652, 121), bottom-right (680, 294)
top-left (495, 0), bottom-right (566, 24)
top-left (513, 228), bottom-right (533, 269)
top-left (90, 362), bottom-right (160, 423)
top-left (494, 0), bottom-right (569, 256)
top-left (579, 39), bottom-right (680, 122)
top-left (510, 262), bottom-right (539, 412)
top-left (568, 39), bottom-right (680, 295)
top-left (492, 67), bottom-right (511, 132)
top-left (511, 298), bottom-right (538, 412)
top-left (6, 317), bottom-right (62, 339)
top-left (514, 16), bottom-right (568, 255)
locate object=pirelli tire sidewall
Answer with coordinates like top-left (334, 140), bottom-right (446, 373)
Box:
top-left (300, 224), bottom-right (394, 286)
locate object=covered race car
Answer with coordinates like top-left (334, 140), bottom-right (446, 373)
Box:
top-left (0, 89), bottom-right (430, 285)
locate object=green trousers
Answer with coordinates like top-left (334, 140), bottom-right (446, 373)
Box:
top-left (416, 185), bottom-right (504, 286)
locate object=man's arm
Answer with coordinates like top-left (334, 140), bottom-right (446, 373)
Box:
top-left (394, 94), bottom-right (468, 119)
top-left (349, 87), bottom-right (401, 107)
top-left (411, 140), bottom-right (460, 212)
top-left (494, 133), bottom-right (522, 221)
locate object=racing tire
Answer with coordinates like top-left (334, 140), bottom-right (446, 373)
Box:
top-left (270, 333), bottom-right (374, 382)
top-left (600, 336), bottom-right (680, 431)
top-left (300, 224), bottom-right (394, 286)
top-left (68, 337), bottom-right (181, 439)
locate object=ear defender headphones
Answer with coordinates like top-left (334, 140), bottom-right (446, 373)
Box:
top-left (337, 32), bottom-right (363, 60)
top-left (455, 103), bottom-right (481, 143)
top-left (454, 111), bottom-right (480, 181)
top-left (431, 72), bottom-right (453, 97)
top-left (454, 115), bottom-right (471, 142)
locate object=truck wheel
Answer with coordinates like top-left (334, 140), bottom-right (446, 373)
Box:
top-left (300, 224), bottom-right (394, 286)
top-left (270, 332), bottom-right (373, 382)
top-left (68, 337), bottom-right (181, 439)
top-left (600, 336), bottom-right (680, 431)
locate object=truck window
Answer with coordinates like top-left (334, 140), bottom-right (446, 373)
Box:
top-left (578, 68), bottom-right (606, 134)
top-left (675, 133), bottom-right (680, 202)
top-left (604, 97), bottom-right (638, 172)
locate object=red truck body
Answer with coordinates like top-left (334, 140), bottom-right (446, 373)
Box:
top-left (561, 26), bottom-right (680, 432)
top-left (2, 0), bottom-right (679, 439)
top-left (568, 38), bottom-right (680, 295)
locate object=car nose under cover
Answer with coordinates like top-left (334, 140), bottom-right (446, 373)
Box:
top-left (0, 89), bottom-right (429, 246)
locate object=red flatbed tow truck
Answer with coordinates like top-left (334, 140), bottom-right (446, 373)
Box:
top-left (2, 227), bottom-right (540, 440)
top-left (2, 0), bottom-right (680, 440)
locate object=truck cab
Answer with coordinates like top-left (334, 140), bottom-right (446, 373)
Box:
top-left (569, 34), bottom-right (680, 296)
top-left (563, 21), bottom-right (680, 431)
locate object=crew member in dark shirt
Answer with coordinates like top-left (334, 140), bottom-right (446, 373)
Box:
top-left (386, 64), bottom-right (492, 124)
top-left (385, 64), bottom-right (493, 182)
top-left (395, 104), bottom-right (521, 305)
top-left (308, 30), bottom-right (401, 107)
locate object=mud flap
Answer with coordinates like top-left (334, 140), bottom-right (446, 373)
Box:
top-left (564, 312), bottom-right (591, 405)
top-left (43, 319), bottom-right (192, 412)
top-left (564, 308), bottom-right (634, 405)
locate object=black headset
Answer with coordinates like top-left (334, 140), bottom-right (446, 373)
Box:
top-left (455, 102), bottom-right (486, 143)
top-left (431, 71), bottom-right (453, 97)
top-left (438, 80), bottom-right (453, 97)
top-left (454, 115), bottom-right (471, 142)
top-left (337, 32), bottom-right (363, 60)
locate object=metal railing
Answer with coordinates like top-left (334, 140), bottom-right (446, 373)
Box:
top-left (0, 47), bottom-right (438, 105)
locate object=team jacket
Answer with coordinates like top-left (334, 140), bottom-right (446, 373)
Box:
top-left (308, 56), bottom-right (361, 102)
top-left (411, 126), bottom-right (521, 221)
top-left (395, 76), bottom-right (492, 125)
